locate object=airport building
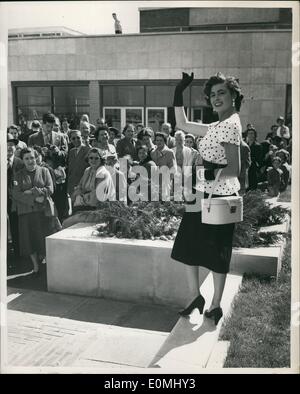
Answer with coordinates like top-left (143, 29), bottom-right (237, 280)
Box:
top-left (7, 7), bottom-right (292, 139)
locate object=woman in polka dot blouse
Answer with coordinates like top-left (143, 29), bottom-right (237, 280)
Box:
top-left (171, 72), bottom-right (243, 325)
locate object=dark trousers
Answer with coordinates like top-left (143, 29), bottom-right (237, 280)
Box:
top-left (8, 202), bottom-right (20, 256)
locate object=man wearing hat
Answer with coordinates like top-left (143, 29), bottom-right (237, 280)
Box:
top-left (7, 133), bottom-right (24, 258)
top-left (276, 116), bottom-right (290, 140)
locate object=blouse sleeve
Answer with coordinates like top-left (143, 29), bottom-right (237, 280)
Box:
top-left (217, 119), bottom-right (241, 146)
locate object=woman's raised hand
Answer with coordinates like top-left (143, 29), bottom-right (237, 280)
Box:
top-left (177, 72), bottom-right (194, 92)
top-left (173, 72), bottom-right (194, 106)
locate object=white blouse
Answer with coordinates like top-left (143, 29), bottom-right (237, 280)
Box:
top-left (197, 113), bottom-right (242, 195)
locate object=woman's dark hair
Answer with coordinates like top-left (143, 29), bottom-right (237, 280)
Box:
top-left (20, 147), bottom-right (36, 160)
top-left (203, 72), bottom-right (244, 112)
top-left (87, 147), bottom-right (106, 166)
top-left (108, 127), bottom-right (119, 137)
top-left (137, 145), bottom-right (151, 163)
top-left (155, 132), bottom-right (167, 144)
top-left (276, 149), bottom-right (290, 164)
top-left (33, 145), bottom-right (45, 158)
top-left (42, 112), bottom-right (56, 124)
top-left (137, 127), bottom-right (154, 140)
top-left (246, 128), bottom-right (257, 140)
top-left (94, 125), bottom-right (109, 141)
top-left (260, 140), bottom-right (271, 157)
top-left (185, 133), bottom-right (197, 149)
top-left (122, 123), bottom-right (135, 135)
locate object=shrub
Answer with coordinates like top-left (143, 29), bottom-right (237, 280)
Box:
top-left (74, 190), bottom-right (289, 247)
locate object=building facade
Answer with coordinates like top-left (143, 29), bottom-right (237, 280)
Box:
top-left (7, 8), bottom-right (292, 140)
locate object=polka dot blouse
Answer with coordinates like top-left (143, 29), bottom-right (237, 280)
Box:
top-left (198, 113), bottom-right (242, 195)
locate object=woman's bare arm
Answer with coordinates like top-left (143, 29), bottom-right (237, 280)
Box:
top-left (175, 107), bottom-right (209, 137)
top-left (217, 143), bottom-right (241, 178)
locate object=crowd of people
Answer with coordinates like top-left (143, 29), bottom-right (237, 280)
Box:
top-left (7, 109), bottom-right (292, 275)
top-left (240, 116), bottom-right (292, 196)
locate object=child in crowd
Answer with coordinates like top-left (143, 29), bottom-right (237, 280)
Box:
top-left (276, 149), bottom-right (291, 191)
top-left (267, 156), bottom-right (284, 197)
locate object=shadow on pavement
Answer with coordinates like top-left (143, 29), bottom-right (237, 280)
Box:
top-left (7, 251), bottom-right (179, 333)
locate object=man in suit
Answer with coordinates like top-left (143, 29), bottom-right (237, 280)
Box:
top-left (67, 130), bottom-right (90, 197)
top-left (7, 133), bottom-right (24, 257)
top-left (28, 113), bottom-right (68, 157)
top-left (161, 122), bottom-right (176, 149)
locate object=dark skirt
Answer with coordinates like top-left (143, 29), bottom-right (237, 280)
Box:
top-left (171, 203), bottom-right (235, 274)
top-left (19, 211), bottom-right (53, 256)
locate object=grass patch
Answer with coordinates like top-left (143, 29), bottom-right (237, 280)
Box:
top-left (220, 233), bottom-right (291, 368)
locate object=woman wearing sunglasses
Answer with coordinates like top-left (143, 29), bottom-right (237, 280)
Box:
top-left (71, 148), bottom-right (105, 212)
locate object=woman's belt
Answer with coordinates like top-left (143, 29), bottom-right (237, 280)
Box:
top-left (203, 160), bottom-right (227, 170)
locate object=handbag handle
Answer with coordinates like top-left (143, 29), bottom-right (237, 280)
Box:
top-left (206, 169), bottom-right (223, 212)
top-left (206, 169), bottom-right (240, 212)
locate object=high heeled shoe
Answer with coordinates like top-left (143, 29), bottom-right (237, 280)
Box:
top-left (179, 294), bottom-right (205, 317)
top-left (204, 307), bottom-right (223, 325)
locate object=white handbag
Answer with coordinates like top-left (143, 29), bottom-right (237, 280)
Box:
top-left (201, 169), bottom-right (243, 225)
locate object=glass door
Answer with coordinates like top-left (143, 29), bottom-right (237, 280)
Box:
top-left (103, 107), bottom-right (122, 130)
top-left (191, 107), bottom-right (203, 123)
top-left (146, 107), bottom-right (167, 133)
top-left (103, 107), bottom-right (144, 131)
top-left (125, 107), bottom-right (144, 128)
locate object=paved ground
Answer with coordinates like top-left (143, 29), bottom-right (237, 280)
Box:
top-left (6, 251), bottom-right (179, 370)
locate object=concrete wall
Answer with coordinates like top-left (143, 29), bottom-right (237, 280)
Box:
top-left (8, 30), bottom-right (292, 140)
top-left (46, 223), bottom-right (283, 305)
top-left (189, 8), bottom-right (281, 25)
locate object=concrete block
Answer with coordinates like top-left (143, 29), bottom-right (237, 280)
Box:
top-left (203, 51), bottom-right (215, 67)
top-left (169, 51), bottom-right (182, 68)
top-left (181, 51), bottom-right (193, 68)
top-left (128, 69), bottom-right (139, 79)
top-left (230, 246), bottom-right (283, 277)
top-left (263, 33), bottom-right (282, 50)
top-left (56, 70), bottom-right (68, 80)
top-left (46, 237), bottom-right (99, 296)
top-left (75, 70), bottom-right (87, 80)
top-left (262, 50), bottom-right (277, 67)
top-left (98, 240), bottom-right (155, 303)
top-left (276, 51), bottom-right (291, 68)
top-left (86, 70), bottom-right (98, 80)
top-left (152, 247), bottom-right (190, 307)
top-left (261, 100), bottom-right (276, 115)
top-left (137, 51), bottom-right (149, 69)
top-left (47, 222), bottom-right (284, 309)
top-left (8, 56), bottom-right (17, 71)
top-left (138, 69), bottom-right (149, 79)
top-left (147, 51), bottom-right (160, 68)
top-left (8, 41), bottom-right (18, 57)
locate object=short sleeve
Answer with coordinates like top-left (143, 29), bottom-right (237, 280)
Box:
top-left (217, 119), bottom-right (241, 146)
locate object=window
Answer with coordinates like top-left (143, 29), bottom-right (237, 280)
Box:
top-left (14, 83), bottom-right (89, 128)
top-left (101, 83), bottom-right (206, 130)
top-left (53, 85), bottom-right (89, 120)
top-left (146, 108), bottom-right (167, 132)
top-left (103, 86), bottom-right (144, 106)
top-left (103, 107), bottom-right (144, 130)
top-left (146, 86), bottom-right (189, 107)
